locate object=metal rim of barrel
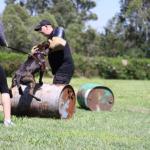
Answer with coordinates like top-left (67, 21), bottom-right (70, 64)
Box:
top-left (59, 84), bottom-right (76, 119)
top-left (10, 84), bottom-right (76, 119)
top-left (77, 83), bottom-right (114, 111)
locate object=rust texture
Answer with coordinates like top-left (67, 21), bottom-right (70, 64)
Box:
top-left (87, 87), bottom-right (114, 111)
top-left (77, 83), bottom-right (114, 111)
top-left (11, 84), bottom-right (76, 118)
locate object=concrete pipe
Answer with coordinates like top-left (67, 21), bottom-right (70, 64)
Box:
top-left (11, 84), bottom-right (76, 119)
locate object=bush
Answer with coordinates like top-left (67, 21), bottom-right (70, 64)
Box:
top-left (0, 51), bottom-right (150, 79)
top-left (0, 51), bottom-right (26, 76)
top-left (73, 53), bottom-right (150, 79)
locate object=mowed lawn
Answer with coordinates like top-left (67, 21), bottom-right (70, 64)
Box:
top-left (0, 77), bottom-right (150, 150)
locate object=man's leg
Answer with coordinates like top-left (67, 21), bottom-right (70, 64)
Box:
top-left (1, 93), bottom-right (11, 121)
top-left (53, 73), bottom-right (72, 84)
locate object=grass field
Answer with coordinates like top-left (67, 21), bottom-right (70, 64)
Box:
top-left (0, 77), bottom-right (150, 150)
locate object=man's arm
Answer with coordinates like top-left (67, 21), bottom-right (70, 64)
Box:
top-left (49, 27), bottom-right (66, 51)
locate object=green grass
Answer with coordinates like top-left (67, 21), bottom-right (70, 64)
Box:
top-left (0, 77), bottom-right (150, 150)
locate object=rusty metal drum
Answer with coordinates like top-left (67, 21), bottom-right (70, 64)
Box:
top-left (11, 84), bottom-right (76, 118)
top-left (77, 83), bottom-right (114, 111)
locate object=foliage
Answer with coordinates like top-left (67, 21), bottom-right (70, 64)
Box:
top-left (49, 0), bottom-right (97, 27)
top-left (66, 22), bottom-right (84, 52)
top-left (2, 1), bottom-right (99, 57)
top-left (73, 53), bottom-right (150, 79)
top-left (3, 4), bottom-right (30, 52)
top-left (67, 27), bottom-right (101, 56)
top-left (0, 50), bottom-right (26, 75)
top-left (2, 1), bottom-right (150, 58)
top-left (78, 28), bottom-right (101, 56)
top-left (102, 0), bottom-right (150, 57)
top-left (49, 0), bottom-right (79, 28)
top-left (5, 0), bottom-right (97, 25)
top-left (1, 51), bottom-right (150, 79)
top-left (2, 4), bottom-right (57, 53)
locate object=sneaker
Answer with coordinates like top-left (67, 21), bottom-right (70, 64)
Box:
top-left (4, 120), bottom-right (15, 127)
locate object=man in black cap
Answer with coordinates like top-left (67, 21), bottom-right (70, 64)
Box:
top-left (32, 20), bottom-right (74, 84)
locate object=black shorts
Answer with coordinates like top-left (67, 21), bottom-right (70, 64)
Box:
top-left (53, 73), bottom-right (72, 84)
top-left (0, 65), bottom-right (9, 93)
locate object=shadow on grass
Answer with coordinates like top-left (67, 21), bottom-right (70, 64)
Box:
top-left (0, 120), bottom-right (3, 124)
top-left (76, 106), bottom-right (90, 111)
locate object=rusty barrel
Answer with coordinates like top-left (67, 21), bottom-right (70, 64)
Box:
top-left (11, 84), bottom-right (76, 118)
top-left (77, 83), bottom-right (114, 111)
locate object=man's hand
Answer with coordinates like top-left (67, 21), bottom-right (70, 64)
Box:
top-left (48, 37), bottom-right (66, 51)
top-left (31, 45), bottom-right (38, 54)
top-left (48, 39), bottom-right (52, 47)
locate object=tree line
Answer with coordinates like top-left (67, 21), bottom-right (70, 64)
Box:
top-left (0, 0), bottom-right (150, 58)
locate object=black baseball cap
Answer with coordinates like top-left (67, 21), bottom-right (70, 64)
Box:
top-left (34, 19), bottom-right (52, 31)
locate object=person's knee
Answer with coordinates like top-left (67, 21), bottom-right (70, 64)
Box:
top-left (1, 93), bottom-right (10, 102)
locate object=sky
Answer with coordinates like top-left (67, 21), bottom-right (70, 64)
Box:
top-left (87, 0), bottom-right (120, 32)
top-left (0, 0), bottom-right (120, 33)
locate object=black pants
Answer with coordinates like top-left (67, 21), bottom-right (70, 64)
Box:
top-left (0, 65), bottom-right (9, 93)
top-left (53, 73), bottom-right (73, 84)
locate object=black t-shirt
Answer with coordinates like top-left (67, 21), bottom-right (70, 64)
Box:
top-left (48, 27), bottom-right (74, 76)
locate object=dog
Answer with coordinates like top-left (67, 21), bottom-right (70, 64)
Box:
top-left (10, 43), bottom-right (49, 101)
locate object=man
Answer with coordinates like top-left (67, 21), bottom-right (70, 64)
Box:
top-left (0, 65), bottom-right (14, 126)
top-left (32, 19), bottom-right (74, 84)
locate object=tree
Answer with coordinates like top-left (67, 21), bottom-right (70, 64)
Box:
top-left (5, 0), bottom-right (52, 15)
top-left (103, 0), bottom-right (150, 58)
top-left (3, 4), bottom-right (30, 52)
top-left (68, 27), bottom-right (101, 56)
top-left (50, 0), bottom-right (97, 27)
top-left (5, 0), bottom-right (97, 26)
top-left (26, 0), bottom-right (52, 15)
top-left (2, 4), bottom-right (57, 53)
top-left (80, 28), bottom-right (101, 56)
top-left (49, 0), bottom-right (78, 28)
top-left (4, 0), bottom-right (99, 56)
top-left (5, 0), bottom-right (16, 5)
top-left (71, 0), bottom-right (97, 21)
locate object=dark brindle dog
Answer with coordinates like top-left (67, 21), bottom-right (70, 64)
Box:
top-left (10, 43), bottom-right (49, 101)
